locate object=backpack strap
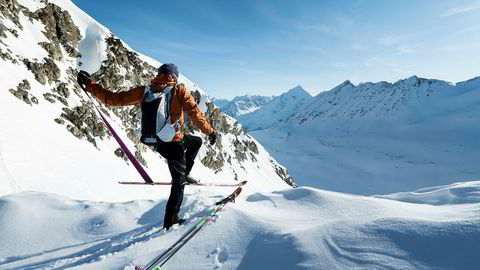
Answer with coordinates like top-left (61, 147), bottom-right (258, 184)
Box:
top-left (144, 85), bottom-right (151, 98)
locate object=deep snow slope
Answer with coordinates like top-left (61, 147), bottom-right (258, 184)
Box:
top-left (0, 0), bottom-right (294, 201)
top-left (250, 76), bottom-right (480, 194)
top-left (0, 181), bottom-right (479, 270)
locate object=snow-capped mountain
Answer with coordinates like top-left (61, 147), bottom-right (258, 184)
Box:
top-left (250, 76), bottom-right (480, 194)
top-left (210, 97), bottom-right (230, 110)
top-left (292, 76), bottom-right (459, 123)
top-left (236, 85), bottom-right (312, 131)
top-left (0, 0), bottom-right (295, 201)
top-left (1, 1), bottom-right (480, 270)
top-left (218, 94), bottom-right (275, 118)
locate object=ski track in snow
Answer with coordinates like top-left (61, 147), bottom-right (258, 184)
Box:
top-left (0, 149), bottom-right (20, 194)
top-left (0, 198), bottom-right (215, 270)
top-left (0, 221), bottom-right (164, 269)
top-left (1, 185), bottom-right (480, 269)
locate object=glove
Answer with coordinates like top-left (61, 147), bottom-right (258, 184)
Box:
top-left (208, 131), bottom-right (217, 145)
top-left (77, 70), bottom-right (92, 90)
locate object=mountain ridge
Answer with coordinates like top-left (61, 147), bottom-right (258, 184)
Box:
top-left (218, 94), bottom-right (275, 118)
top-left (236, 85), bottom-right (311, 130)
top-left (246, 74), bottom-right (480, 194)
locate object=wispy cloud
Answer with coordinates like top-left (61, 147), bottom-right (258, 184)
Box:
top-left (363, 57), bottom-right (393, 68)
top-left (362, 56), bottom-right (410, 74)
top-left (458, 24), bottom-right (480, 34)
top-left (439, 42), bottom-right (480, 51)
top-left (441, 1), bottom-right (480, 17)
top-left (147, 39), bottom-right (237, 54)
top-left (396, 43), bottom-right (420, 54)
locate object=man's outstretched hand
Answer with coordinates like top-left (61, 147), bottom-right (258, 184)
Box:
top-left (77, 70), bottom-right (92, 90)
top-left (208, 131), bottom-right (217, 145)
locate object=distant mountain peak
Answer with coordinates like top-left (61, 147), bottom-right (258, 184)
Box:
top-left (330, 80), bottom-right (355, 93)
top-left (283, 85), bottom-right (311, 98)
top-left (219, 94), bottom-right (275, 117)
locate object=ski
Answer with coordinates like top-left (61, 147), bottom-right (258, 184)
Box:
top-left (118, 180), bottom-right (247, 187)
top-left (135, 187), bottom-right (242, 270)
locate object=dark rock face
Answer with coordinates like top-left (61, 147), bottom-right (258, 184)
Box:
top-left (23, 58), bottom-right (61, 85)
top-left (244, 140), bottom-right (259, 154)
top-left (38, 41), bottom-right (63, 61)
top-left (94, 36), bottom-right (156, 91)
top-left (60, 103), bottom-right (108, 148)
top-left (44, 93), bottom-right (56, 103)
top-left (201, 148), bottom-right (225, 173)
top-left (0, 0), bottom-right (23, 30)
top-left (0, 0), bottom-right (27, 63)
top-left (43, 84), bottom-right (69, 105)
top-left (270, 158), bottom-right (297, 187)
top-left (9, 79), bottom-right (37, 105)
top-left (31, 3), bottom-right (81, 58)
top-left (206, 102), bottom-right (232, 134)
top-left (54, 118), bottom-right (65, 125)
top-left (114, 148), bottom-right (128, 162)
top-left (0, 47), bottom-right (15, 62)
top-left (54, 82), bottom-right (70, 98)
top-left (233, 138), bottom-right (248, 162)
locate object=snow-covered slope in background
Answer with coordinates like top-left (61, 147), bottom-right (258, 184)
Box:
top-left (219, 94), bottom-right (275, 118)
top-left (237, 85), bottom-right (311, 131)
top-left (1, 181), bottom-right (479, 269)
top-left (249, 76), bottom-right (480, 194)
top-left (211, 97), bottom-right (230, 110)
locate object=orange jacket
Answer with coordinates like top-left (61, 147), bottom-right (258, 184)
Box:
top-left (86, 82), bottom-right (215, 142)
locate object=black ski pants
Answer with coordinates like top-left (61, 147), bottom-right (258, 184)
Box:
top-left (155, 134), bottom-right (203, 228)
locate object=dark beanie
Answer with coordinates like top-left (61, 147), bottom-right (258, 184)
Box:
top-left (158, 63), bottom-right (179, 78)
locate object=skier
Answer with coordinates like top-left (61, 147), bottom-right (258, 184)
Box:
top-left (77, 63), bottom-right (217, 230)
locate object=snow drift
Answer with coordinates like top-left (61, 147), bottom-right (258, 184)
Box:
top-left (1, 181), bottom-right (479, 269)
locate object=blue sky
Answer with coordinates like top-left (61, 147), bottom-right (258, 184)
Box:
top-left (72, 0), bottom-right (480, 99)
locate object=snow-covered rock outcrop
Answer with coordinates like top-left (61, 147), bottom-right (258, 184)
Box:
top-left (0, 0), bottom-right (295, 201)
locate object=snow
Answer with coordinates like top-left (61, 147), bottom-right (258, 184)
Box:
top-left (77, 23), bottom-right (109, 73)
top-left (1, 0), bottom-right (479, 269)
top-left (245, 77), bottom-right (480, 195)
top-left (16, 0), bottom-right (45, 12)
top-left (1, 183), bottom-right (479, 269)
top-left (2, 14), bottom-right (50, 60)
top-left (376, 181), bottom-right (480, 205)
top-left (237, 86), bottom-right (311, 130)
top-left (220, 94), bottom-right (276, 118)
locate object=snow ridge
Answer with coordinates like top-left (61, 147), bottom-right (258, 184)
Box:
top-left (1, 183), bottom-right (480, 269)
top-left (220, 94), bottom-right (275, 118)
top-left (236, 85), bottom-right (311, 130)
top-left (248, 76), bottom-right (480, 194)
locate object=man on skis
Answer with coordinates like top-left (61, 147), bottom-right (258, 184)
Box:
top-left (77, 63), bottom-right (217, 230)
